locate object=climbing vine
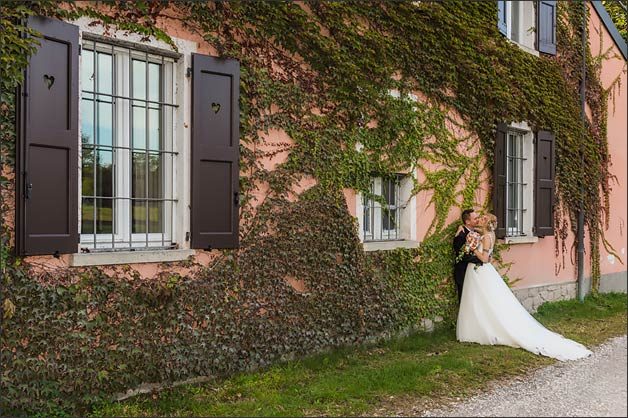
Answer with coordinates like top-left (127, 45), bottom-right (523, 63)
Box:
top-left (1, 0), bottom-right (623, 414)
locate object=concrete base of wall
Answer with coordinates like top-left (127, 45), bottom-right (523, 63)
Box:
top-left (513, 270), bottom-right (627, 313)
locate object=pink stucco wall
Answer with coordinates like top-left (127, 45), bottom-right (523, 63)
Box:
top-left (21, 4), bottom-right (627, 291)
top-left (588, 5), bottom-right (628, 277)
top-left (499, 5), bottom-right (627, 288)
top-left (410, 6), bottom-right (626, 290)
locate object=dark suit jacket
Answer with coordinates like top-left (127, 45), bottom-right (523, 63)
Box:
top-left (453, 226), bottom-right (483, 297)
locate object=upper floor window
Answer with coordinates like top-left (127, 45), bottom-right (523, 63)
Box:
top-left (497, 0), bottom-right (557, 56)
top-left (80, 39), bottom-right (177, 251)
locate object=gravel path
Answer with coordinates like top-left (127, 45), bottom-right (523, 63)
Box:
top-left (420, 335), bottom-right (627, 417)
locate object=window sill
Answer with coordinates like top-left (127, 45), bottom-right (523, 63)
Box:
top-left (508, 38), bottom-right (540, 57)
top-left (69, 249), bottom-right (195, 267)
top-left (363, 240), bottom-right (419, 252)
top-left (503, 236), bottom-right (539, 245)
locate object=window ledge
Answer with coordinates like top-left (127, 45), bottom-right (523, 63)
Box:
top-left (508, 38), bottom-right (540, 57)
top-left (363, 240), bottom-right (419, 252)
top-left (503, 236), bottom-right (539, 245)
top-left (69, 249), bottom-right (195, 267)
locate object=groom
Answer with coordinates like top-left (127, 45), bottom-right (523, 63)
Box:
top-left (453, 209), bottom-right (483, 303)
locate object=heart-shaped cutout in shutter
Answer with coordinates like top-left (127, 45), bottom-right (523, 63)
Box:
top-left (211, 102), bottom-right (221, 114)
top-left (43, 74), bottom-right (55, 90)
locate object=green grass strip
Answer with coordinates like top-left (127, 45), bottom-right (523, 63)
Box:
top-left (92, 292), bottom-right (627, 417)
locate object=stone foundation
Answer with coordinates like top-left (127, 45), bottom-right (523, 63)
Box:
top-left (513, 271), bottom-right (627, 313)
top-left (513, 282), bottom-right (577, 313)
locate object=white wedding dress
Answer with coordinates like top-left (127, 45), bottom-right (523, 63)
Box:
top-left (456, 235), bottom-right (592, 361)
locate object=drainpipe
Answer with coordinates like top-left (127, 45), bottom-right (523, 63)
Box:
top-left (577, 0), bottom-right (587, 302)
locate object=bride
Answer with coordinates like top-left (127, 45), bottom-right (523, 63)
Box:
top-left (456, 213), bottom-right (592, 361)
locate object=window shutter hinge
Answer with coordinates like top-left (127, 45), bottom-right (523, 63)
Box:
top-left (185, 231), bottom-right (190, 242)
top-left (78, 44), bottom-right (82, 56)
top-left (186, 67), bottom-right (192, 78)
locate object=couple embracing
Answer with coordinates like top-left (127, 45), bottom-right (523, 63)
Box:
top-left (452, 209), bottom-right (592, 362)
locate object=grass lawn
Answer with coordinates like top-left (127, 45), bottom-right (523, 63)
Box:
top-left (91, 292), bottom-right (627, 417)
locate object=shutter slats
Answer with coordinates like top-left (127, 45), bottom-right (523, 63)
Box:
top-left (534, 130), bottom-right (555, 237)
top-left (17, 17), bottom-right (79, 255)
top-left (538, 0), bottom-right (557, 55)
top-left (191, 54), bottom-right (240, 249)
top-left (493, 123), bottom-right (508, 239)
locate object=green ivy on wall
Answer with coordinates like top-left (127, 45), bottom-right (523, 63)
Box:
top-left (0, 0), bottom-right (623, 414)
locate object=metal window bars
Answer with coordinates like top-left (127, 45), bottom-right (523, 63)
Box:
top-left (506, 131), bottom-right (527, 236)
top-left (363, 176), bottom-right (402, 242)
top-left (80, 39), bottom-right (177, 251)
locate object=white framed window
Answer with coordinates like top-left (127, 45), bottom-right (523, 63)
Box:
top-left (505, 123), bottom-right (534, 237)
top-left (79, 39), bottom-right (177, 251)
top-left (357, 174), bottom-right (417, 250)
top-left (498, 0), bottom-right (538, 54)
top-left (363, 176), bottom-right (402, 242)
top-left (353, 89), bottom-right (419, 250)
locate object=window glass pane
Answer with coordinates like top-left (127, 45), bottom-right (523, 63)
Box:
top-left (148, 62), bottom-right (161, 102)
top-left (381, 179), bottom-right (392, 205)
top-left (148, 201), bottom-right (162, 233)
top-left (81, 99), bottom-right (94, 144)
top-left (81, 198), bottom-right (94, 234)
top-left (507, 156), bottom-right (513, 183)
top-left (508, 209), bottom-right (516, 229)
top-left (511, 2), bottom-right (520, 42)
top-left (148, 153), bottom-right (162, 198)
top-left (97, 52), bottom-right (113, 95)
top-left (363, 197), bottom-right (371, 234)
top-left (81, 147), bottom-right (94, 196)
top-left (82, 49), bottom-right (94, 92)
top-left (96, 198), bottom-right (113, 234)
top-left (382, 209), bottom-right (396, 231)
top-left (80, 43), bottom-right (174, 248)
top-left (148, 108), bottom-right (161, 151)
top-left (132, 59), bottom-right (146, 100)
top-left (132, 201), bottom-right (146, 234)
top-left (97, 101), bottom-right (113, 147)
top-left (96, 150), bottom-right (113, 197)
top-left (132, 152), bottom-right (146, 198)
top-left (132, 106), bottom-right (146, 149)
top-left (507, 182), bottom-right (515, 223)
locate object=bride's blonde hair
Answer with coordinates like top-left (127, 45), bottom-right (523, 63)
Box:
top-left (478, 213), bottom-right (498, 234)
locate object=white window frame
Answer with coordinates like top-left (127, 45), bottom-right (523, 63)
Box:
top-left (353, 89), bottom-right (419, 251)
top-left (78, 42), bottom-right (176, 250)
top-left (362, 176), bottom-right (402, 242)
top-left (505, 0), bottom-right (513, 39)
top-left (505, 122), bottom-right (535, 239)
top-left (500, 1), bottom-right (540, 56)
top-left (68, 18), bottom-right (199, 265)
top-left (356, 174), bottom-right (417, 251)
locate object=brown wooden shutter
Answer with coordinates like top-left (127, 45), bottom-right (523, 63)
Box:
top-left (537, 0), bottom-right (557, 55)
top-left (190, 54), bottom-right (240, 249)
top-left (534, 130), bottom-right (555, 237)
top-left (17, 17), bottom-right (79, 256)
top-left (493, 123), bottom-right (508, 239)
top-left (497, 1), bottom-right (508, 36)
